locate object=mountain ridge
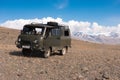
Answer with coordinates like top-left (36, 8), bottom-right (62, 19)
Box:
top-left (73, 32), bottom-right (120, 45)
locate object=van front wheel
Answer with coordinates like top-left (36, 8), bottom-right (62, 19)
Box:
top-left (60, 48), bottom-right (67, 55)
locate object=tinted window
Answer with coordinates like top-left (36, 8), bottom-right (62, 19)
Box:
top-left (23, 27), bottom-right (34, 32)
top-left (64, 30), bottom-right (69, 36)
top-left (51, 29), bottom-right (60, 36)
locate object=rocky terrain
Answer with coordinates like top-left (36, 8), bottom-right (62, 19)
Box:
top-left (0, 27), bottom-right (120, 80)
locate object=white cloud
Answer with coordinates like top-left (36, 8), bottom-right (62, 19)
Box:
top-left (91, 22), bottom-right (120, 36)
top-left (67, 20), bottom-right (91, 33)
top-left (0, 17), bottom-right (63, 29)
top-left (0, 17), bottom-right (120, 36)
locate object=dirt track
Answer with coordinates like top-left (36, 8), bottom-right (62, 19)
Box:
top-left (0, 27), bottom-right (120, 80)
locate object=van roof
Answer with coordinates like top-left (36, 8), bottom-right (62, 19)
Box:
top-left (24, 22), bottom-right (69, 29)
top-left (24, 23), bottom-right (56, 29)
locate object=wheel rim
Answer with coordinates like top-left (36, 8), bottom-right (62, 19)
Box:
top-left (62, 48), bottom-right (66, 55)
top-left (44, 49), bottom-right (50, 58)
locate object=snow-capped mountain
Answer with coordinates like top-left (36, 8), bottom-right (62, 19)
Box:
top-left (73, 32), bottom-right (120, 45)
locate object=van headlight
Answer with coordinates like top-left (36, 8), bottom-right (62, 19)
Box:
top-left (18, 38), bottom-right (21, 42)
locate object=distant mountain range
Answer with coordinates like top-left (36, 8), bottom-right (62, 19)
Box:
top-left (72, 32), bottom-right (120, 45)
top-left (1, 25), bottom-right (120, 45)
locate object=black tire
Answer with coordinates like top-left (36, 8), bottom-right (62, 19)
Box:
top-left (43, 49), bottom-right (51, 58)
top-left (22, 49), bottom-right (32, 56)
top-left (60, 48), bottom-right (67, 55)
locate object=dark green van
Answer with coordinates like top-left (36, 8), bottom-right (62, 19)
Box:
top-left (15, 22), bottom-right (71, 58)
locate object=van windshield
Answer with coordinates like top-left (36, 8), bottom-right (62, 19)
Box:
top-left (22, 27), bottom-right (44, 35)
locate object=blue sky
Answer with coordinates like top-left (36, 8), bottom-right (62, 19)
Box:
top-left (0, 0), bottom-right (120, 26)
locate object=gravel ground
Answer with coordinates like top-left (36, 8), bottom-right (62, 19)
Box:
top-left (0, 27), bottom-right (120, 80)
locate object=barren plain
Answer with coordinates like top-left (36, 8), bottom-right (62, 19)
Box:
top-left (0, 27), bottom-right (120, 80)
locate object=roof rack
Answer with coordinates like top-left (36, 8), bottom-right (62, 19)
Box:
top-left (31, 22), bottom-right (41, 24)
top-left (47, 22), bottom-right (58, 26)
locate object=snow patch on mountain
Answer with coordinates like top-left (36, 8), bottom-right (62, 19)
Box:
top-left (73, 32), bottom-right (120, 44)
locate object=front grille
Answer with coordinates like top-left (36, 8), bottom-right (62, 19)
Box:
top-left (22, 41), bottom-right (31, 45)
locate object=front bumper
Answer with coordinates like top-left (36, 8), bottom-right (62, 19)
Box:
top-left (15, 41), bottom-right (44, 51)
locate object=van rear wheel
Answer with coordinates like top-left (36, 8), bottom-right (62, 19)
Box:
top-left (60, 48), bottom-right (67, 55)
top-left (43, 49), bottom-right (51, 58)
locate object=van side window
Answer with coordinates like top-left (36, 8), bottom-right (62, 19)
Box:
top-left (64, 30), bottom-right (69, 36)
top-left (51, 29), bottom-right (60, 36)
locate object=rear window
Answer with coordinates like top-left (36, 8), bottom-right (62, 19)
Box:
top-left (64, 30), bottom-right (69, 36)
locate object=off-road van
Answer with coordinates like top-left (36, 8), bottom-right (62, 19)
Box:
top-left (15, 22), bottom-right (71, 58)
